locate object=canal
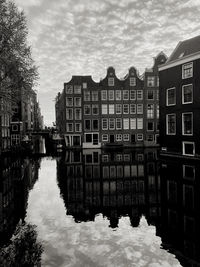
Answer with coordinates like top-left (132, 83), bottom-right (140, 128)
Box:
top-left (0, 148), bottom-right (199, 267)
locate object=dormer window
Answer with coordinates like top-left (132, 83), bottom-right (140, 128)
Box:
top-left (108, 78), bottom-right (114, 86)
top-left (147, 76), bottom-right (155, 87)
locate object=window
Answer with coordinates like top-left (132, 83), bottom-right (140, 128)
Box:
top-left (93, 119), bottom-right (99, 130)
top-left (102, 134), bottom-right (108, 141)
top-left (123, 134), bottom-right (129, 141)
top-left (123, 118), bottom-right (129, 130)
top-left (102, 119), bottom-right (108, 130)
top-left (102, 104), bottom-right (108, 114)
top-left (182, 84), bottom-right (193, 104)
top-left (108, 77), bottom-right (114, 86)
top-left (66, 108), bottom-right (73, 120)
top-left (74, 97), bottom-right (81, 106)
top-left (130, 118), bottom-right (136, 129)
top-left (147, 76), bottom-right (155, 87)
top-left (75, 108), bottom-right (82, 120)
top-left (74, 85), bottom-right (81, 94)
top-left (137, 104), bottom-right (143, 114)
top-left (156, 90), bottom-right (159, 101)
top-left (130, 104), bottom-right (136, 114)
top-left (123, 90), bottom-right (129, 100)
top-left (116, 118), bottom-right (122, 129)
top-left (65, 85), bottom-right (73, 94)
top-left (183, 141), bottom-right (195, 156)
top-left (75, 123), bottom-right (82, 132)
top-left (123, 104), bottom-right (129, 114)
top-left (147, 104), bottom-right (154, 118)
top-left (182, 62), bottom-right (193, 79)
top-left (84, 91), bottom-right (90, 101)
top-left (116, 134), bottom-right (122, 141)
top-left (109, 90), bottom-right (114, 100)
top-left (109, 118), bottom-right (115, 130)
top-left (109, 104), bottom-right (114, 114)
top-left (66, 97), bottom-right (73, 106)
top-left (137, 118), bottom-right (143, 129)
top-left (137, 134), bottom-right (143, 141)
top-left (116, 90), bottom-right (121, 100)
top-left (101, 90), bottom-right (107, 100)
top-left (116, 104), bottom-right (122, 114)
top-left (183, 165), bottom-right (195, 180)
top-left (130, 90), bottom-right (136, 100)
top-left (130, 77), bottom-right (136, 86)
top-left (147, 122), bottom-right (154, 131)
top-left (85, 120), bottom-right (91, 130)
top-left (84, 105), bottom-right (91, 115)
top-left (11, 134), bottom-right (20, 145)
top-left (166, 114), bottom-right (176, 135)
top-left (86, 133), bottom-right (92, 142)
top-left (166, 88), bottom-right (176, 106)
top-left (92, 104), bottom-right (99, 115)
top-left (137, 90), bottom-right (143, 100)
top-left (83, 82), bottom-right (87, 89)
top-left (147, 134), bottom-right (154, 141)
top-left (182, 113), bottom-right (193, 135)
top-left (147, 90), bottom-right (154, 100)
top-left (156, 105), bottom-right (159, 118)
top-left (66, 123), bottom-right (73, 132)
top-left (92, 91), bottom-right (98, 101)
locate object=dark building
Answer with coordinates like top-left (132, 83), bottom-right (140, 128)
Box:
top-left (159, 35), bottom-right (200, 158)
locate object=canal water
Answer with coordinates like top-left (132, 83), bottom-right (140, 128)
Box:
top-left (0, 148), bottom-right (199, 267)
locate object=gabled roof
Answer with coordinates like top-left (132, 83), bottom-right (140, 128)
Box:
top-left (167, 35), bottom-right (200, 63)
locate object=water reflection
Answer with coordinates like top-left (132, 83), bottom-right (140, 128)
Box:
top-left (0, 156), bottom-right (43, 266)
top-left (57, 149), bottom-right (160, 229)
top-left (159, 157), bottom-right (200, 267)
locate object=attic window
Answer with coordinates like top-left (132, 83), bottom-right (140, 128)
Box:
top-left (179, 52), bottom-right (185, 58)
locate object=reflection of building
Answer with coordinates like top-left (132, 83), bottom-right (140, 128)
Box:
top-left (159, 35), bottom-right (200, 158)
top-left (55, 55), bottom-right (167, 149)
top-left (57, 148), bottom-right (160, 228)
top-left (0, 157), bottom-right (40, 246)
top-left (159, 158), bottom-right (200, 266)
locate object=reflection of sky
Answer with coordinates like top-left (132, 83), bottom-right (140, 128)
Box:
top-left (26, 158), bottom-right (181, 267)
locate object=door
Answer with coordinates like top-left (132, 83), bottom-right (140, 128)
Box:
top-left (131, 134), bottom-right (136, 143)
top-left (110, 134), bottom-right (115, 143)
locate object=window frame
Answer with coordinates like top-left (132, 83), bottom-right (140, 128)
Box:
top-left (182, 84), bottom-right (193, 104)
top-left (166, 87), bottom-right (176, 106)
top-left (182, 141), bottom-right (195, 156)
top-left (182, 112), bottom-right (193, 136)
top-left (166, 114), bottom-right (176, 135)
top-left (182, 62), bottom-right (193, 79)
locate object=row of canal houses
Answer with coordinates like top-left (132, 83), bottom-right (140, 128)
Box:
top-left (56, 52), bottom-right (167, 149)
top-left (56, 35), bottom-right (200, 159)
top-left (0, 87), bottom-right (43, 154)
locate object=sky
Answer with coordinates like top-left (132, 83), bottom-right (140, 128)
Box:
top-left (14, 0), bottom-right (200, 126)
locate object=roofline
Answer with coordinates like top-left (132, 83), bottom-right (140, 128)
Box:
top-left (166, 41), bottom-right (181, 63)
top-left (159, 51), bottom-right (200, 71)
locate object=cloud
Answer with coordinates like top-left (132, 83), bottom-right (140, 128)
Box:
top-left (13, 0), bottom-right (200, 125)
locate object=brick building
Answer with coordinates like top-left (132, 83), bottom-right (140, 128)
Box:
top-left (56, 54), bottom-right (167, 149)
top-left (159, 35), bottom-right (200, 158)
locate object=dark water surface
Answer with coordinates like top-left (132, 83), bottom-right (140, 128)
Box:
top-left (1, 149), bottom-right (199, 266)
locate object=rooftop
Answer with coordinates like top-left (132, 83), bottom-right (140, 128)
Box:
top-left (167, 35), bottom-right (200, 63)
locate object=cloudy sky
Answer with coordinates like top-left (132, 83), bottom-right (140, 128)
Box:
top-left (14, 0), bottom-right (200, 126)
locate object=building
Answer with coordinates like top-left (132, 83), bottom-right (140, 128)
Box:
top-left (56, 55), bottom-right (167, 149)
top-left (0, 94), bottom-right (11, 153)
top-left (159, 35), bottom-right (200, 158)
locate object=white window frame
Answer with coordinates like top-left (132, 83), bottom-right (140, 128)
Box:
top-left (116, 134), bottom-right (122, 141)
top-left (123, 134), bottom-right (129, 141)
top-left (116, 104), bottom-right (122, 114)
top-left (116, 90), bottom-right (121, 101)
top-left (182, 62), bottom-right (193, 79)
top-left (166, 88), bottom-right (176, 106)
top-left (182, 141), bottom-right (195, 156)
top-left (123, 104), bottom-right (129, 114)
top-left (116, 118), bottom-right (122, 130)
top-left (130, 104), bottom-right (136, 114)
top-left (108, 77), bottom-right (114, 86)
top-left (130, 77), bottom-right (136, 86)
top-left (137, 118), bottom-right (143, 130)
top-left (137, 104), bottom-right (143, 114)
top-left (123, 90), bottom-right (129, 100)
top-left (75, 123), bottom-right (82, 132)
top-left (109, 90), bottom-right (114, 100)
top-left (166, 114), bottom-right (176, 135)
top-left (182, 112), bottom-right (193, 136)
top-left (130, 118), bottom-right (136, 130)
top-left (130, 90), bottom-right (136, 100)
top-left (102, 118), bottom-right (108, 130)
top-left (102, 104), bottom-right (108, 115)
top-left (109, 104), bottom-right (115, 114)
top-left (109, 118), bottom-right (115, 130)
top-left (137, 134), bottom-right (143, 141)
top-left (123, 118), bottom-right (129, 130)
top-left (182, 84), bottom-right (193, 104)
top-left (137, 90), bottom-right (143, 100)
top-left (102, 134), bottom-right (108, 142)
top-left (101, 90), bottom-right (107, 101)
